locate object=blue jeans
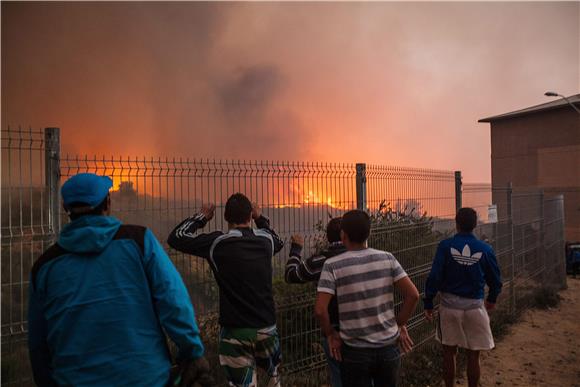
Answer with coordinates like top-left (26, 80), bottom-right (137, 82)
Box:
top-left (340, 343), bottom-right (401, 387)
top-left (321, 336), bottom-right (342, 387)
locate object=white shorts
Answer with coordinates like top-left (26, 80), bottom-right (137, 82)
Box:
top-left (436, 304), bottom-right (494, 351)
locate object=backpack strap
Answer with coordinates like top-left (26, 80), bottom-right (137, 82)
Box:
top-left (30, 225), bottom-right (147, 291)
top-left (113, 224), bottom-right (146, 255)
top-left (31, 244), bottom-right (70, 291)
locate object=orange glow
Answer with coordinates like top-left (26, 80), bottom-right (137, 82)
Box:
top-left (66, 169), bottom-right (455, 219)
top-left (272, 182), bottom-right (350, 209)
top-left (274, 190), bottom-right (337, 209)
top-left (5, 2), bottom-right (578, 185)
top-left (79, 176), bottom-right (139, 193)
top-left (88, 176), bottom-right (140, 196)
top-left (104, 176), bottom-right (349, 209)
top-left (110, 176), bottom-right (127, 191)
top-left (304, 190), bottom-right (334, 207)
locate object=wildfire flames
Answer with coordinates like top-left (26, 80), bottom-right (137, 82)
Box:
top-left (106, 178), bottom-right (346, 209)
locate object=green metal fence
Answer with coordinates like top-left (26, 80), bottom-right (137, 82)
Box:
top-left (1, 127), bottom-right (567, 386)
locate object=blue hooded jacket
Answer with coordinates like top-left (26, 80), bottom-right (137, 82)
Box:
top-left (28, 215), bottom-right (204, 387)
top-left (424, 232), bottom-right (502, 310)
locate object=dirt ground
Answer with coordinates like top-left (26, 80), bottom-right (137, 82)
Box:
top-left (478, 277), bottom-right (580, 387)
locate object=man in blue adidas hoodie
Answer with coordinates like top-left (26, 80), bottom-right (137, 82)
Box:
top-left (424, 207), bottom-right (502, 387)
top-left (28, 173), bottom-right (212, 387)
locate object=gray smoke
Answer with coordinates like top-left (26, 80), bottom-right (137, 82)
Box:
top-left (2, 2), bottom-right (578, 180)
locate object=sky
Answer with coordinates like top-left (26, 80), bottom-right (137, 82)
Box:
top-left (2, 2), bottom-right (579, 183)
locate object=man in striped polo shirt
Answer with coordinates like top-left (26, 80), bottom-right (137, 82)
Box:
top-left (315, 210), bottom-right (420, 387)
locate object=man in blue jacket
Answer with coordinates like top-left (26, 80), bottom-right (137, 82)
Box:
top-left (28, 173), bottom-right (211, 387)
top-left (424, 207), bottom-right (502, 387)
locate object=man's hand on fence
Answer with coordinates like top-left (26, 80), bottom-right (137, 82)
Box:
top-left (485, 301), bottom-right (496, 312)
top-left (424, 309), bottom-right (434, 322)
top-left (327, 331), bottom-right (343, 362)
top-left (398, 325), bottom-right (414, 354)
top-left (291, 234), bottom-right (304, 247)
top-left (174, 356), bottom-right (214, 387)
top-left (251, 202), bottom-right (261, 220)
top-left (200, 203), bottom-right (216, 221)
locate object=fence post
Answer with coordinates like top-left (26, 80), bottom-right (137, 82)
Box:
top-left (356, 163), bottom-right (367, 211)
top-left (454, 171), bottom-right (462, 213)
top-left (506, 182), bottom-right (515, 315)
top-left (45, 127), bottom-right (61, 236)
top-left (557, 195), bottom-right (567, 289)
top-left (539, 190), bottom-right (546, 286)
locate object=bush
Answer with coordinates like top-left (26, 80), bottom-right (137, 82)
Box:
top-left (532, 287), bottom-right (561, 309)
top-left (490, 307), bottom-right (520, 340)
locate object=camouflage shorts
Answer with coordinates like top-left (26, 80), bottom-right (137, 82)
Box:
top-left (219, 325), bottom-right (281, 387)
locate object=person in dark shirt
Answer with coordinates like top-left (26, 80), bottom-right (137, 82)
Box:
top-left (168, 193), bottom-right (284, 387)
top-left (284, 218), bottom-right (345, 387)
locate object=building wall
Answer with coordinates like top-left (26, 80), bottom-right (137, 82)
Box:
top-left (490, 107), bottom-right (580, 241)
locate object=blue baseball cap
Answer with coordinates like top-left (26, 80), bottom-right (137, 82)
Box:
top-left (61, 173), bottom-right (113, 209)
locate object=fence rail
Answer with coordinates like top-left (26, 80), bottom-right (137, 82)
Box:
top-left (1, 128), bottom-right (567, 386)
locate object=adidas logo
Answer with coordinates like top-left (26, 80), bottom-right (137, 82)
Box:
top-left (450, 244), bottom-right (482, 266)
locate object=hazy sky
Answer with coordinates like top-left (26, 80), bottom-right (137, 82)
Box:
top-left (2, 2), bottom-right (578, 182)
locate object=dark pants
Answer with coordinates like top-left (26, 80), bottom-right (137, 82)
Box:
top-left (340, 344), bottom-right (401, 387)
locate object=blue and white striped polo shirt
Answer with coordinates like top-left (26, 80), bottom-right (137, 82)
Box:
top-left (318, 248), bottom-right (407, 348)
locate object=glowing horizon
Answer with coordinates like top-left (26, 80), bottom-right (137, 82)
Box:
top-left (3, 2), bottom-right (578, 184)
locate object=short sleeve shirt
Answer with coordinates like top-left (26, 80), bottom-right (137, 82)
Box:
top-left (318, 248), bottom-right (407, 348)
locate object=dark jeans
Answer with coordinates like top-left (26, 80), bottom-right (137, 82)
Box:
top-left (340, 343), bottom-right (401, 387)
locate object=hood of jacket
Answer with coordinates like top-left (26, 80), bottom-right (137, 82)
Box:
top-left (58, 215), bottom-right (122, 254)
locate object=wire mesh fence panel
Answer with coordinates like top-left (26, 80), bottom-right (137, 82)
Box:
top-left (510, 191), bottom-right (545, 312)
top-left (365, 166), bottom-right (457, 348)
top-left (1, 127), bottom-right (569, 386)
top-left (58, 155), bottom-right (357, 383)
top-left (463, 184), bottom-right (508, 284)
top-left (463, 186), bottom-right (567, 316)
top-left (1, 128), bottom-right (55, 386)
top-left (463, 183), bottom-right (492, 223)
top-left (543, 195), bottom-right (567, 289)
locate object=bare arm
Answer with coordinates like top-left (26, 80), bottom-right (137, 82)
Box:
top-left (394, 276), bottom-right (420, 327)
top-left (315, 292), bottom-right (342, 361)
top-left (315, 292), bottom-right (335, 337)
top-left (394, 275), bottom-right (420, 354)
top-left (315, 260), bottom-right (342, 361)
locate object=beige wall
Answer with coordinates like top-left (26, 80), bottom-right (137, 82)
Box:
top-left (489, 107), bottom-right (580, 241)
